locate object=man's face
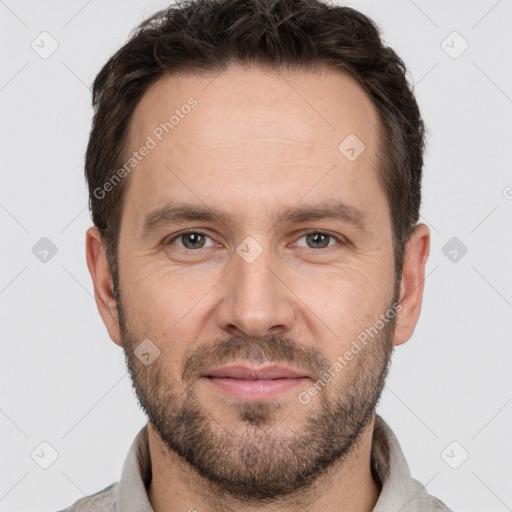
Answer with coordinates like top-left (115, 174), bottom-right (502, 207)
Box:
top-left (114, 64), bottom-right (398, 499)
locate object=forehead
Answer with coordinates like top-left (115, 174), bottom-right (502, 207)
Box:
top-left (123, 63), bottom-right (385, 231)
top-left (129, 63), bottom-right (379, 151)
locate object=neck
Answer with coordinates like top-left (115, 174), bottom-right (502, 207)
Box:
top-left (147, 415), bottom-right (381, 512)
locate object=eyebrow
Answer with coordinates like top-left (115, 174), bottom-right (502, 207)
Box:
top-left (138, 199), bottom-right (368, 239)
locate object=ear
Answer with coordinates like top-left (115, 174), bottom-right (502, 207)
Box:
top-left (393, 223), bottom-right (430, 347)
top-left (85, 226), bottom-right (122, 346)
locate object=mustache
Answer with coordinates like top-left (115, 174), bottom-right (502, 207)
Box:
top-left (181, 335), bottom-right (330, 383)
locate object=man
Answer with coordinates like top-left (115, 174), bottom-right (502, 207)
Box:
top-left (63, 0), bottom-right (453, 510)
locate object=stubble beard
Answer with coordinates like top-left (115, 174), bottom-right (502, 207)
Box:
top-left (118, 294), bottom-right (396, 502)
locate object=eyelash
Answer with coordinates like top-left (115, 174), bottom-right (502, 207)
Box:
top-left (165, 229), bottom-right (345, 251)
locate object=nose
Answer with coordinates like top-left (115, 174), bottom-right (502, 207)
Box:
top-left (215, 242), bottom-right (295, 339)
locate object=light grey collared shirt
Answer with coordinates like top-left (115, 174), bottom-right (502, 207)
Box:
top-left (59, 415), bottom-right (453, 511)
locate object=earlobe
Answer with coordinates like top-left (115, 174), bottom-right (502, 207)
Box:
top-left (393, 223), bottom-right (430, 347)
top-left (85, 226), bottom-right (122, 346)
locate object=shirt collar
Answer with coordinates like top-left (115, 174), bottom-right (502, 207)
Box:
top-left (371, 415), bottom-right (439, 511)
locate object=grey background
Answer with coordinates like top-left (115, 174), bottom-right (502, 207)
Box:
top-left (1, 0), bottom-right (511, 510)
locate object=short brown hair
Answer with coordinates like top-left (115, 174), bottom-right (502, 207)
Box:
top-left (85, 0), bottom-right (425, 291)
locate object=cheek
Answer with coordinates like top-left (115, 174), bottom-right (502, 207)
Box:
top-left (297, 264), bottom-right (393, 355)
top-left (124, 257), bottom-right (212, 314)
top-left (119, 264), bottom-right (200, 362)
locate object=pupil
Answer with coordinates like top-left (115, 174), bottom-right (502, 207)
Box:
top-left (309, 233), bottom-right (328, 248)
top-left (185, 233), bottom-right (204, 249)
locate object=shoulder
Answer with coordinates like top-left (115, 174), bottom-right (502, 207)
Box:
top-left (55, 482), bottom-right (118, 512)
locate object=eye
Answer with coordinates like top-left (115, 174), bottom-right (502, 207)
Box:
top-left (166, 231), bottom-right (216, 250)
top-left (294, 231), bottom-right (343, 249)
top-left (164, 230), bottom-right (344, 252)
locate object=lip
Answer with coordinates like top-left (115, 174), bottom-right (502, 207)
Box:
top-left (202, 364), bottom-right (310, 400)
top-left (205, 364), bottom-right (308, 380)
